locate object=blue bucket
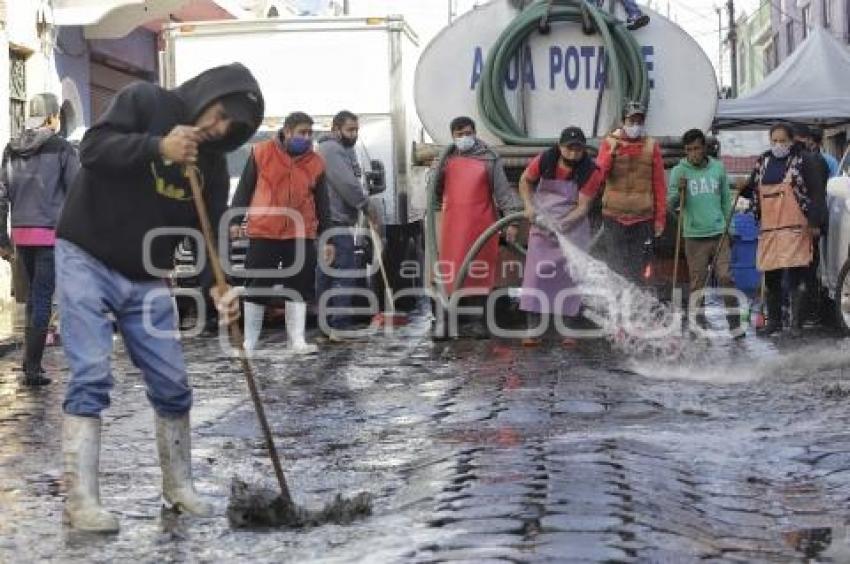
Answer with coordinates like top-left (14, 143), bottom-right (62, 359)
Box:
top-left (730, 212), bottom-right (760, 294)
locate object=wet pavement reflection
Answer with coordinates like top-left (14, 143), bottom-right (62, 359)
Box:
top-left (2, 315), bottom-right (850, 562)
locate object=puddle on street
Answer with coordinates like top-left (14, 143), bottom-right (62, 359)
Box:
top-left (2, 239), bottom-right (850, 561)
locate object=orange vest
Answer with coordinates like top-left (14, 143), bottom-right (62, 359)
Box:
top-left (601, 135), bottom-right (655, 218)
top-left (246, 141), bottom-right (324, 240)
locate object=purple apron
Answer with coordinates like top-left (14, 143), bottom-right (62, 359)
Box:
top-left (519, 176), bottom-right (591, 316)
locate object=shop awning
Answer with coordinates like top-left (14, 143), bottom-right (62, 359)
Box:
top-left (52, 0), bottom-right (234, 39)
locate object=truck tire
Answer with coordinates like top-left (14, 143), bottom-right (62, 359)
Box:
top-left (835, 258), bottom-right (850, 335)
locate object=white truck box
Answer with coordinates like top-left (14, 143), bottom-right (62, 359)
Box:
top-left (160, 16), bottom-right (422, 225)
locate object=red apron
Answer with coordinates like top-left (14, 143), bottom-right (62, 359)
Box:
top-left (439, 156), bottom-right (498, 294)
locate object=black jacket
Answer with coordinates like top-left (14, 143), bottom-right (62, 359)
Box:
top-left (56, 63), bottom-right (263, 279)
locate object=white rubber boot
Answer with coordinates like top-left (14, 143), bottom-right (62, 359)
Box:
top-left (155, 413), bottom-right (214, 517)
top-left (286, 300), bottom-right (317, 355)
top-left (242, 301), bottom-right (265, 353)
top-left (62, 414), bottom-right (120, 533)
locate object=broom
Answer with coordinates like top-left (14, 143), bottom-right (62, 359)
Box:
top-left (369, 222), bottom-right (409, 328)
top-left (185, 165), bottom-right (371, 528)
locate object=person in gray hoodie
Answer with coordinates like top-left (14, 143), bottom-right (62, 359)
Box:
top-left (316, 110), bottom-right (380, 337)
top-left (0, 93), bottom-right (79, 386)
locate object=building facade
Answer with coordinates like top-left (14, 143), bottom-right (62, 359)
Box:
top-left (736, 0), bottom-right (774, 95)
top-left (733, 0), bottom-right (850, 158)
top-left (736, 0), bottom-right (850, 94)
top-left (0, 0), bottom-right (280, 308)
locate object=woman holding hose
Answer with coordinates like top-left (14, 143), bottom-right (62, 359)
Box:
top-left (518, 126), bottom-right (604, 347)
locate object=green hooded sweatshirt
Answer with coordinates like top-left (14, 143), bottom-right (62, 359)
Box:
top-left (667, 156), bottom-right (732, 239)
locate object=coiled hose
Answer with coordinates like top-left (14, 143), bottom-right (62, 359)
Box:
top-left (476, 0), bottom-right (650, 146)
top-left (427, 0), bottom-right (649, 307)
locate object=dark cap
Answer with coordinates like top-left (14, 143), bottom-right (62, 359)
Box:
top-left (219, 91), bottom-right (263, 131)
top-left (793, 122), bottom-right (813, 139)
top-left (559, 126), bottom-right (587, 147)
top-left (25, 93), bottom-right (60, 130)
top-left (623, 100), bottom-right (646, 119)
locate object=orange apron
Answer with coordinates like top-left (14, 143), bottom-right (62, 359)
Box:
top-left (439, 156), bottom-right (498, 294)
top-left (756, 172), bottom-right (813, 271)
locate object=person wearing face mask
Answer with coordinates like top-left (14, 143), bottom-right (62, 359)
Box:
top-left (430, 116), bottom-right (523, 338)
top-left (740, 122), bottom-right (826, 337)
top-left (596, 101), bottom-right (667, 285)
top-left (315, 110), bottom-right (381, 339)
top-left (517, 126), bottom-right (604, 347)
top-left (667, 129), bottom-right (740, 337)
top-left (230, 111), bottom-right (332, 354)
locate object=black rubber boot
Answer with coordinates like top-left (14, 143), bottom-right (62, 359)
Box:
top-left (757, 292), bottom-right (782, 337)
top-left (727, 314), bottom-right (745, 340)
top-left (789, 285), bottom-right (807, 339)
top-left (626, 13), bottom-right (650, 30)
top-left (724, 295), bottom-right (745, 339)
top-left (23, 327), bottom-right (51, 386)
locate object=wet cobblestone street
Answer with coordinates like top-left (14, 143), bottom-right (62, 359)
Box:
top-left (3, 317), bottom-right (850, 562)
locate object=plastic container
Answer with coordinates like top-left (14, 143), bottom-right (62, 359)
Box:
top-left (730, 212), bottom-right (760, 295)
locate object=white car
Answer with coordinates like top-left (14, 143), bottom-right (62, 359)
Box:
top-left (822, 148), bottom-right (850, 333)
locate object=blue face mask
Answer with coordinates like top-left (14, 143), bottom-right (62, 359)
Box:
top-left (286, 136), bottom-right (312, 155)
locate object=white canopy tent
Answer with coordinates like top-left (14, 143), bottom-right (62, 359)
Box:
top-left (715, 27), bottom-right (850, 130)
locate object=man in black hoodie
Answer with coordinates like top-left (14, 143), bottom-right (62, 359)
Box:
top-left (0, 93), bottom-right (79, 387)
top-left (55, 63), bottom-right (263, 533)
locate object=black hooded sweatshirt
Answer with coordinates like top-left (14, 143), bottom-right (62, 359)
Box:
top-left (57, 63), bottom-right (263, 280)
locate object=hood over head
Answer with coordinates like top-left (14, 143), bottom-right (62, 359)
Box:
top-left (8, 128), bottom-right (55, 157)
top-left (175, 63), bottom-right (264, 152)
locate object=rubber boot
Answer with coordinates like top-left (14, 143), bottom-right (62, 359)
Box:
top-left (286, 301), bottom-right (317, 354)
top-left (626, 13), bottom-right (650, 30)
top-left (522, 312), bottom-right (542, 347)
top-left (155, 413), bottom-right (214, 516)
top-left (757, 291), bottom-right (782, 336)
top-left (724, 295), bottom-right (745, 340)
top-left (22, 326), bottom-right (51, 386)
top-left (789, 285), bottom-right (807, 339)
top-left (242, 301), bottom-right (265, 353)
top-left (62, 414), bottom-right (120, 533)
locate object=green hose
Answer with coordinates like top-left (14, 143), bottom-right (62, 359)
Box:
top-left (426, 1), bottom-right (648, 309)
top-left (476, 0), bottom-right (650, 146)
top-left (453, 212), bottom-right (527, 297)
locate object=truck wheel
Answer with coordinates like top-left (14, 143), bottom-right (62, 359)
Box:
top-left (835, 258), bottom-right (850, 335)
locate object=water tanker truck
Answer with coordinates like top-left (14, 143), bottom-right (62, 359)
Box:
top-left (161, 0), bottom-right (721, 319)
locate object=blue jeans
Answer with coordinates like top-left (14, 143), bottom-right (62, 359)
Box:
top-left (316, 232), bottom-right (359, 329)
top-left (56, 239), bottom-right (191, 417)
top-left (18, 246), bottom-right (55, 330)
top-left (589, 0), bottom-right (642, 18)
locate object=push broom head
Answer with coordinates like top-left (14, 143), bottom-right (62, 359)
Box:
top-left (227, 478), bottom-right (372, 529)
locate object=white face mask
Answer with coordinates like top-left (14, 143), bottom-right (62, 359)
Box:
top-left (771, 143), bottom-right (791, 159)
top-left (624, 124), bottom-right (645, 139)
top-left (454, 135), bottom-right (476, 153)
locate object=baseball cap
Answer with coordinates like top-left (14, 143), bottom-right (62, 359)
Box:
top-left (623, 100), bottom-right (646, 119)
top-left (559, 126), bottom-right (587, 147)
top-left (25, 93), bottom-right (60, 130)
